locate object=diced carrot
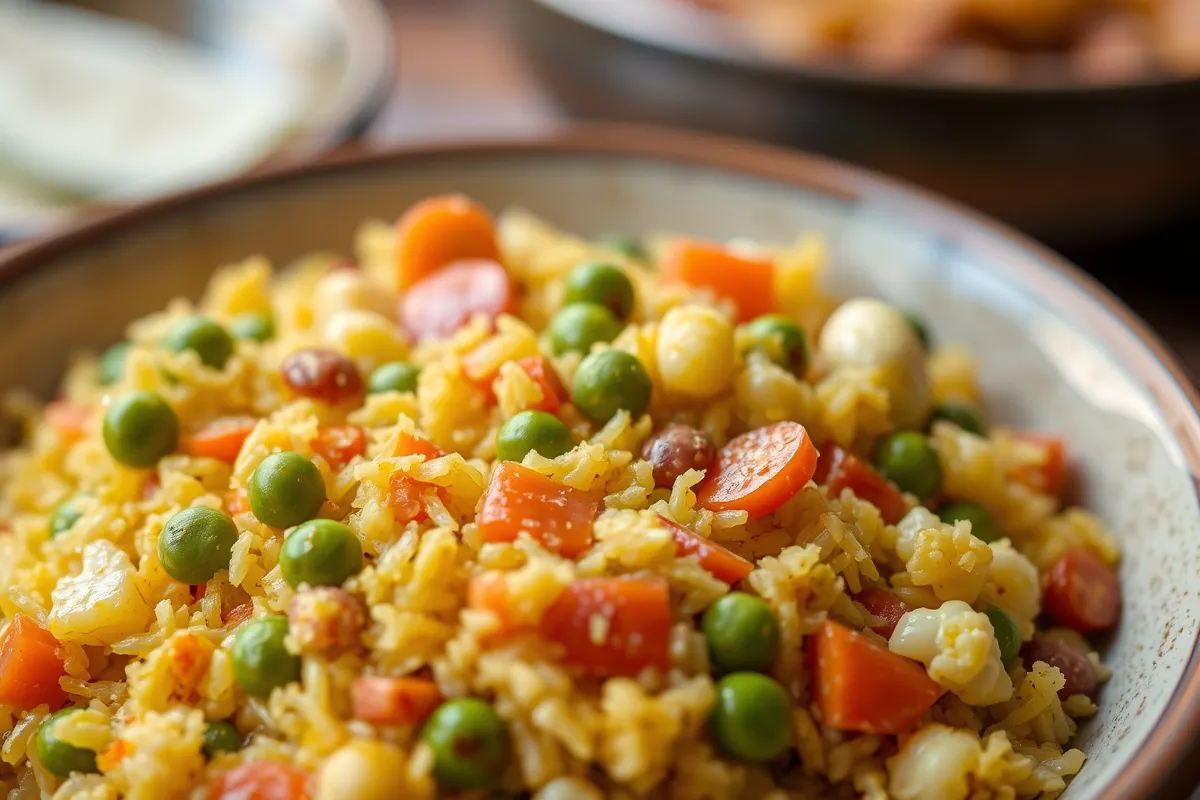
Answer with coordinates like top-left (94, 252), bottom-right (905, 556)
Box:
top-left (466, 573), bottom-right (521, 636)
top-left (1043, 546), bottom-right (1121, 632)
top-left (811, 620), bottom-right (944, 735)
top-left (399, 258), bottom-right (516, 343)
top-left (817, 445), bottom-right (909, 524)
top-left (539, 577), bottom-right (672, 677)
top-left (514, 355), bottom-right (568, 414)
top-left (853, 588), bottom-right (911, 639)
top-left (1008, 433), bottom-right (1067, 496)
top-left (657, 515), bottom-right (753, 585)
top-left (166, 633), bottom-right (214, 699)
top-left (395, 195), bottom-right (500, 290)
top-left (477, 462), bottom-right (600, 557)
top-left (44, 401), bottom-right (91, 439)
top-left (180, 417), bottom-right (258, 462)
top-left (97, 738), bottom-right (136, 772)
top-left (395, 432), bottom-right (445, 460)
top-left (0, 614), bottom-right (67, 711)
top-left (210, 761), bottom-right (310, 800)
top-left (660, 238), bottom-right (775, 322)
top-left (311, 425), bottom-right (366, 469)
top-left (388, 472), bottom-right (431, 524)
top-left (696, 421), bottom-right (817, 519)
top-left (350, 675), bottom-right (442, 726)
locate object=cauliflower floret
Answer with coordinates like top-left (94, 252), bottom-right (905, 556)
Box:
top-left (887, 723), bottom-right (980, 800)
top-left (978, 539), bottom-right (1040, 640)
top-left (890, 600), bottom-right (1014, 706)
top-left (49, 540), bottom-right (154, 646)
top-left (895, 508), bottom-right (992, 603)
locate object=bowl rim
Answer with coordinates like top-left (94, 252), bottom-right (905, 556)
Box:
top-left (527, 0), bottom-right (1200, 97)
top-left (1, 123), bottom-right (1199, 798)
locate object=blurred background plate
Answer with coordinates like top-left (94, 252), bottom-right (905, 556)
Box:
top-left (517, 0), bottom-right (1200, 248)
top-left (0, 0), bottom-right (394, 242)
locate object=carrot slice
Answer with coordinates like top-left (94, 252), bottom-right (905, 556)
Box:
top-left (388, 473), bottom-right (432, 524)
top-left (816, 445), bottom-right (909, 524)
top-left (657, 515), bottom-right (753, 585)
top-left (1042, 546), bottom-right (1121, 632)
top-left (97, 738), bottom-right (136, 772)
top-left (1008, 433), bottom-right (1067, 496)
top-left (395, 195), bottom-right (500, 290)
top-left (477, 462), bottom-right (600, 557)
top-left (811, 619), bottom-right (943, 734)
top-left (540, 577), bottom-right (672, 677)
top-left (351, 675), bottom-right (442, 726)
top-left (180, 417), bottom-right (258, 462)
top-left (395, 432), bottom-right (445, 461)
top-left (399, 259), bottom-right (516, 342)
top-left (311, 425), bottom-right (366, 469)
top-left (210, 761), bottom-right (310, 800)
top-left (696, 421), bottom-right (817, 519)
top-left (660, 238), bottom-right (775, 322)
top-left (44, 401), bottom-right (91, 439)
top-left (853, 588), bottom-right (911, 639)
top-left (0, 614), bottom-right (67, 710)
top-left (514, 355), bottom-right (568, 414)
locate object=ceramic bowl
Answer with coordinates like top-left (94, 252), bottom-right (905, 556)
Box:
top-left (2, 126), bottom-right (1199, 798)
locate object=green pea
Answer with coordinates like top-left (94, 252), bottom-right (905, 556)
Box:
top-left (709, 673), bottom-right (791, 763)
top-left (421, 698), bottom-right (510, 790)
top-left (939, 501), bottom-right (999, 543)
top-left (97, 342), bottom-right (131, 386)
top-left (985, 606), bottom-right (1021, 668)
top-left (930, 401), bottom-right (987, 437)
top-left (571, 349), bottom-right (652, 423)
top-left (102, 391), bottom-right (180, 468)
top-left (546, 303), bottom-right (622, 356)
top-left (201, 720), bottom-right (242, 760)
top-left (702, 592), bottom-right (780, 674)
top-left (247, 452), bottom-right (326, 529)
top-left (229, 313), bottom-right (275, 342)
top-left (163, 315), bottom-right (234, 370)
top-left (902, 310), bottom-right (931, 350)
top-left (36, 708), bottom-right (98, 777)
top-left (596, 234), bottom-right (646, 261)
top-left (279, 519), bottom-right (362, 589)
top-left (48, 497), bottom-right (84, 538)
top-left (874, 431), bottom-right (942, 499)
top-left (158, 506), bottom-right (239, 584)
top-left (367, 361), bottom-right (420, 395)
top-left (741, 315), bottom-right (809, 377)
top-left (496, 410), bottom-right (573, 463)
top-left (564, 263), bottom-right (636, 321)
top-left (231, 616), bottom-right (300, 698)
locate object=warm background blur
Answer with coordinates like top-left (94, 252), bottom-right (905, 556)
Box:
top-left (1, 0), bottom-right (1198, 375)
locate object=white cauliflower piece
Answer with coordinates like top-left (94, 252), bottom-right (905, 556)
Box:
top-left (49, 540), bottom-right (153, 646)
top-left (890, 600), bottom-right (1014, 706)
top-left (888, 723), bottom-right (981, 800)
top-left (895, 507), bottom-right (992, 603)
top-left (978, 539), bottom-right (1040, 640)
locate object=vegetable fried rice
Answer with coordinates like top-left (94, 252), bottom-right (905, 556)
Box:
top-left (0, 196), bottom-right (1122, 799)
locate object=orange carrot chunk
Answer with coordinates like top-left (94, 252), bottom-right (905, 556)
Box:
top-left (399, 259), bottom-right (516, 342)
top-left (395, 195), bottom-right (500, 290)
top-left (0, 614), bottom-right (67, 711)
top-left (660, 238), bottom-right (775, 322)
top-left (311, 425), bottom-right (366, 469)
top-left (351, 675), bottom-right (442, 726)
top-left (514, 355), bottom-right (568, 414)
top-left (657, 515), bottom-right (753, 585)
top-left (395, 432), bottom-right (445, 461)
top-left (696, 421), bottom-right (817, 519)
top-left (539, 577), bottom-right (672, 677)
top-left (466, 573), bottom-right (521, 637)
top-left (1042, 546), bottom-right (1121, 632)
top-left (44, 401), bottom-right (91, 439)
top-left (853, 588), bottom-right (912, 639)
top-left (816, 445), bottom-right (909, 524)
top-left (477, 462), bottom-right (599, 557)
top-left (1008, 433), bottom-right (1067, 496)
top-left (811, 619), bottom-right (944, 735)
top-left (180, 417), bottom-right (259, 462)
top-left (210, 760), bottom-right (310, 800)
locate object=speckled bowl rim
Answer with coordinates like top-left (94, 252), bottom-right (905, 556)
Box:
top-left (1, 124), bottom-right (1198, 799)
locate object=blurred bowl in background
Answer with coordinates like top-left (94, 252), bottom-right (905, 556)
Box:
top-left (0, 0), bottom-right (394, 241)
top-left (513, 0), bottom-right (1200, 248)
